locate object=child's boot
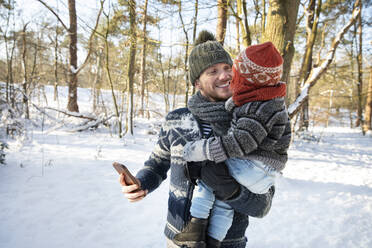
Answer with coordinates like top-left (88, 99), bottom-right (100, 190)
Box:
top-left (173, 217), bottom-right (208, 248)
top-left (206, 235), bottom-right (221, 248)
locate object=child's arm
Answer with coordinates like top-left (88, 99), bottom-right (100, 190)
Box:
top-left (183, 99), bottom-right (289, 163)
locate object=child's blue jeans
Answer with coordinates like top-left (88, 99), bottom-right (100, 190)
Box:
top-left (190, 158), bottom-right (277, 241)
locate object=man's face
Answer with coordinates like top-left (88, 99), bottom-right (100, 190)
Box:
top-left (195, 63), bottom-right (233, 102)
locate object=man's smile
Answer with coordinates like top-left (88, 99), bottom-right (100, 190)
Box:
top-left (216, 82), bottom-right (230, 88)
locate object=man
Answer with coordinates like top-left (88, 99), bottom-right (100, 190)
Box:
top-left (120, 30), bottom-right (275, 248)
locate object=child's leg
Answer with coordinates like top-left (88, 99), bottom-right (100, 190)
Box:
top-left (207, 199), bottom-right (234, 242)
top-left (189, 180), bottom-right (215, 219)
top-left (226, 158), bottom-right (277, 194)
top-left (173, 180), bottom-right (215, 247)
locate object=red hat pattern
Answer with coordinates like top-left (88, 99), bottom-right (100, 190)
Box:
top-left (231, 42), bottom-right (286, 106)
top-left (234, 41), bottom-right (283, 86)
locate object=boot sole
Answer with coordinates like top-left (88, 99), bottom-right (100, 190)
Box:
top-left (173, 240), bottom-right (206, 248)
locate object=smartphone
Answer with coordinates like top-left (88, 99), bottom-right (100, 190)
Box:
top-left (113, 162), bottom-right (140, 187)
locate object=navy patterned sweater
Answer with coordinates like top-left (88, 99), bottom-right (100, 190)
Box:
top-left (136, 107), bottom-right (275, 248)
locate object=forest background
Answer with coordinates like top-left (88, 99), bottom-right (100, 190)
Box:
top-left (0, 0), bottom-right (372, 151)
top-left (1, 2), bottom-right (372, 247)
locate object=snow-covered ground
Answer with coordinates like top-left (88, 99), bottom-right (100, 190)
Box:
top-left (1, 86), bottom-right (372, 248)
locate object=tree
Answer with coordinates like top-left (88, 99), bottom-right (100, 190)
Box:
top-left (177, 0), bottom-right (191, 106)
top-left (216, 0), bottom-right (228, 45)
top-left (228, 0), bottom-right (251, 47)
top-left (21, 22), bottom-right (30, 119)
top-left (1, 0), bottom-right (16, 106)
top-left (126, 0), bottom-right (137, 135)
top-left (262, 0), bottom-right (300, 85)
top-left (298, 0), bottom-right (322, 130)
top-left (139, 0), bottom-right (149, 117)
top-left (37, 0), bottom-right (104, 112)
top-left (47, 21), bottom-right (65, 103)
top-left (67, 0), bottom-right (78, 112)
top-left (102, 8), bottom-right (122, 138)
top-left (288, 0), bottom-right (362, 118)
top-left (354, 0), bottom-right (363, 129)
top-left (363, 66), bottom-right (372, 133)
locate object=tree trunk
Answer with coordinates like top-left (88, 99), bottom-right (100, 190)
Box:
top-left (261, 0), bottom-right (266, 36)
top-left (158, 51), bottom-right (169, 114)
top-left (235, 0), bottom-right (252, 47)
top-left (235, 14), bottom-right (240, 51)
top-left (355, 0), bottom-right (363, 130)
top-left (192, 0), bottom-right (199, 45)
top-left (127, 0), bottom-right (137, 135)
top-left (262, 0), bottom-right (300, 85)
top-left (363, 67), bottom-right (372, 133)
top-left (191, 1), bottom-right (199, 97)
top-left (53, 24), bottom-right (60, 102)
top-left (93, 46), bottom-right (103, 113)
top-left (166, 55), bottom-right (172, 112)
top-left (67, 0), bottom-right (79, 112)
top-left (3, 1), bottom-right (14, 105)
top-left (22, 23), bottom-right (30, 119)
top-left (104, 10), bottom-right (121, 138)
top-left (298, 0), bottom-right (321, 130)
top-left (178, 1), bottom-right (191, 106)
top-left (139, 0), bottom-right (148, 117)
top-left (9, 27), bottom-right (16, 108)
top-left (216, 0), bottom-right (228, 45)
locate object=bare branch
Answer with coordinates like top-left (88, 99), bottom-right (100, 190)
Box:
top-left (76, 0), bottom-right (105, 74)
top-left (288, 2), bottom-right (361, 118)
top-left (67, 115), bottom-right (114, 132)
top-left (36, 0), bottom-right (68, 31)
top-left (43, 107), bottom-right (97, 121)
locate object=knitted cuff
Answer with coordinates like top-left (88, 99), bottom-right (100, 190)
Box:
top-left (225, 97), bottom-right (236, 112)
top-left (208, 137), bottom-right (228, 163)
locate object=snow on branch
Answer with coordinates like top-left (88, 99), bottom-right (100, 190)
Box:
top-left (42, 107), bottom-right (115, 132)
top-left (288, 4), bottom-right (361, 118)
top-left (67, 114), bottom-right (114, 132)
top-left (44, 107), bottom-right (97, 121)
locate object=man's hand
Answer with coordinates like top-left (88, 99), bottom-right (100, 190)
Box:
top-left (183, 139), bottom-right (212, 162)
top-left (119, 174), bottom-right (148, 202)
top-left (200, 162), bottom-right (240, 201)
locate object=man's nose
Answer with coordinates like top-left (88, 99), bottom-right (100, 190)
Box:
top-left (219, 70), bottom-right (232, 81)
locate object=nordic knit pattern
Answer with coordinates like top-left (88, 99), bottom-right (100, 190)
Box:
top-left (208, 97), bottom-right (291, 171)
top-left (135, 107), bottom-right (275, 248)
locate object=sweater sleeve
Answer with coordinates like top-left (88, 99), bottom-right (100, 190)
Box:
top-left (208, 99), bottom-right (288, 163)
top-left (136, 118), bottom-right (171, 193)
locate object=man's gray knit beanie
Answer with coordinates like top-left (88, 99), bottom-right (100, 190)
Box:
top-left (188, 30), bottom-right (233, 86)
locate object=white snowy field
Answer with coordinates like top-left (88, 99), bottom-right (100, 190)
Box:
top-left (1, 86), bottom-right (372, 248)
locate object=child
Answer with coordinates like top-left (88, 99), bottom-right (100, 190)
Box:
top-left (173, 42), bottom-right (291, 248)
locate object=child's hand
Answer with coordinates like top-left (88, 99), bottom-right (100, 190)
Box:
top-left (183, 139), bottom-right (211, 162)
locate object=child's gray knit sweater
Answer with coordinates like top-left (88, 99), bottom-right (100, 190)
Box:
top-left (208, 97), bottom-right (291, 171)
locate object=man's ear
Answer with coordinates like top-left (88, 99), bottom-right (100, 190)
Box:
top-left (194, 79), bottom-right (201, 90)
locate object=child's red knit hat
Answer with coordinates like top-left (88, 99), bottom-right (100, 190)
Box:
top-left (231, 42), bottom-right (286, 106)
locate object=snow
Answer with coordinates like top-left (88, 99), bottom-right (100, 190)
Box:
top-left (70, 65), bottom-right (79, 74)
top-left (1, 86), bottom-right (372, 248)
